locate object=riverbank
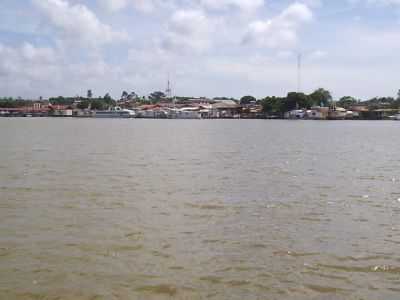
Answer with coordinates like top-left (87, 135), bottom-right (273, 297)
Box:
top-left (1, 104), bottom-right (400, 120)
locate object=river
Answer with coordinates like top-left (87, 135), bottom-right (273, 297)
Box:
top-left (0, 118), bottom-right (400, 299)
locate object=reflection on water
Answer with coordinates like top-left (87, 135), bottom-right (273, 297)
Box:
top-left (0, 118), bottom-right (400, 299)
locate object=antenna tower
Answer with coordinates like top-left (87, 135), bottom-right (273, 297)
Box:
top-left (297, 53), bottom-right (302, 93)
top-left (166, 74), bottom-right (172, 99)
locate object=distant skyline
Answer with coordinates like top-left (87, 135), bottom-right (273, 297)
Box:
top-left (1, 0), bottom-right (400, 100)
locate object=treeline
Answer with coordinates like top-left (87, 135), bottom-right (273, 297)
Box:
top-left (258, 88), bottom-right (332, 116)
top-left (258, 89), bottom-right (400, 116)
top-left (2, 88), bottom-right (400, 112)
top-left (48, 92), bottom-right (116, 110)
top-left (0, 98), bottom-right (36, 108)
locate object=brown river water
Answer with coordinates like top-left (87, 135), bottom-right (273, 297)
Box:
top-left (0, 118), bottom-right (400, 300)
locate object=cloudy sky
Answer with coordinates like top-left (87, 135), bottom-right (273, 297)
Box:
top-left (0, 0), bottom-right (399, 100)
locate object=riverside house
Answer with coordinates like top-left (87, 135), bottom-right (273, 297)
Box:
top-left (210, 102), bottom-right (242, 118)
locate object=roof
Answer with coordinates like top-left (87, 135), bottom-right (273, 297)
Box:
top-left (214, 99), bottom-right (238, 105)
top-left (211, 102), bottom-right (241, 109)
top-left (137, 104), bottom-right (159, 110)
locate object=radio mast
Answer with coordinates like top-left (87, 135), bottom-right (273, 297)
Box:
top-left (297, 53), bottom-right (302, 93)
top-left (166, 73), bottom-right (172, 99)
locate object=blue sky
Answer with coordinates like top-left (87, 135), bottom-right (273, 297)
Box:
top-left (0, 0), bottom-right (399, 100)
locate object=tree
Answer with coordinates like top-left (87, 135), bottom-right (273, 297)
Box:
top-left (127, 92), bottom-right (138, 101)
top-left (49, 96), bottom-right (75, 106)
top-left (261, 96), bottom-right (284, 115)
top-left (149, 91), bottom-right (166, 103)
top-left (103, 93), bottom-right (116, 107)
top-left (309, 88), bottom-right (332, 107)
top-left (91, 100), bottom-right (106, 110)
top-left (283, 92), bottom-right (312, 112)
top-left (121, 91), bottom-right (128, 100)
top-left (77, 100), bottom-right (90, 109)
top-left (87, 90), bottom-right (93, 99)
top-left (337, 96), bottom-right (358, 109)
top-left (240, 95), bottom-right (257, 105)
top-left (213, 97), bottom-right (238, 102)
top-left (364, 97), bottom-right (395, 109)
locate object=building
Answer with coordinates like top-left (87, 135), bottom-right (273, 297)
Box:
top-left (210, 102), bottom-right (242, 118)
top-left (285, 109), bottom-right (306, 119)
top-left (306, 107), bottom-right (329, 120)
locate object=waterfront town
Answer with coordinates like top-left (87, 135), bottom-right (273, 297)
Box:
top-left (1, 88), bottom-right (400, 120)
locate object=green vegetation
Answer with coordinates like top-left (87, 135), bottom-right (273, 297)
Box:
top-left (48, 96), bottom-right (75, 106)
top-left (0, 98), bottom-right (33, 108)
top-left (261, 88), bottom-right (341, 116)
top-left (240, 95), bottom-right (257, 105)
top-left (149, 91), bottom-right (167, 103)
top-left (337, 96), bottom-right (359, 109)
top-left (2, 88), bottom-right (400, 118)
top-left (309, 88), bottom-right (332, 107)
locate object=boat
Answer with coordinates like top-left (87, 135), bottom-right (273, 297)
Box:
top-left (167, 108), bottom-right (201, 119)
top-left (389, 114), bottom-right (400, 120)
top-left (94, 107), bottom-right (136, 118)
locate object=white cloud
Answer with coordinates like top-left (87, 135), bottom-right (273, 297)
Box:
top-left (308, 49), bottom-right (327, 60)
top-left (243, 3), bottom-right (313, 48)
top-left (200, 0), bottom-right (264, 11)
top-left (349, 0), bottom-right (400, 6)
top-left (33, 0), bottom-right (128, 47)
top-left (99, 0), bottom-right (128, 12)
top-left (131, 0), bottom-right (161, 12)
top-left (300, 0), bottom-right (322, 7)
top-left (0, 42), bottom-right (126, 98)
top-left (100, 0), bottom-right (264, 13)
top-left (162, 9), bottom-right (214, 52)
top-left (100, 0), bottom-right (173, 13)
top-left (0, 43), bottom-right (63, 96)
top-left (3, 0), bottom-right (400, 100)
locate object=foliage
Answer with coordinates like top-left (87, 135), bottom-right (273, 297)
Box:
top-left (260, 96), bottom-right (285, 115)
top-left (261, 89), bottom-right (330, 115)
top-left (0, 98), bottom-right (32, 108)
top-left (76, 97), bottom-right (113, 110)
top-left (76, 100), bottom-right (90, 110)
top-left (91, 99), bottom-right (106, 110)
top-left (149, 91), bottom-right (166, 103)
top-left (103, 93), bottom-right (116, 107)
top-left (240, 95), bottom-right (257, 105)
top-left (283, 92), bottom-right (312, 111)
top-left (309, 88), bottom-right (332, 107)
top-left (337, 96), bottom-right (358, 109)
top-left (213, 97), bottom-right (237, 101)
top-left (363, 97), bottom-right (396, 109)
top-left (121, 91), bottom-right (129, 100)
top-left (49, 96), bottom-right (75, 106)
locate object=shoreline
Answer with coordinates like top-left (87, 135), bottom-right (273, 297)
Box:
top-left (1, 116), bottom-right (399, 121)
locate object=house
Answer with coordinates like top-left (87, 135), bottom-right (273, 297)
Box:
top-left (285, 109), bottom-right (306, 119)
top-left (241, 105), bottom-right (265, 119)
top-left (328, 107), bottom-right (347, 120)
top-left (369, 109), bottom-right (399, 120)
top-left (51, 109), bottom-right (73, 117)
top-left (167, 107), bottom-right (201, 119)
top-left (210, 102), bottom-right (242, 118)
top-left (306, 107), bottom-right (329, 120)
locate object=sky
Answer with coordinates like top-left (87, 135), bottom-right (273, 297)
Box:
top-left (0, 0), bottom-right (400, 100)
